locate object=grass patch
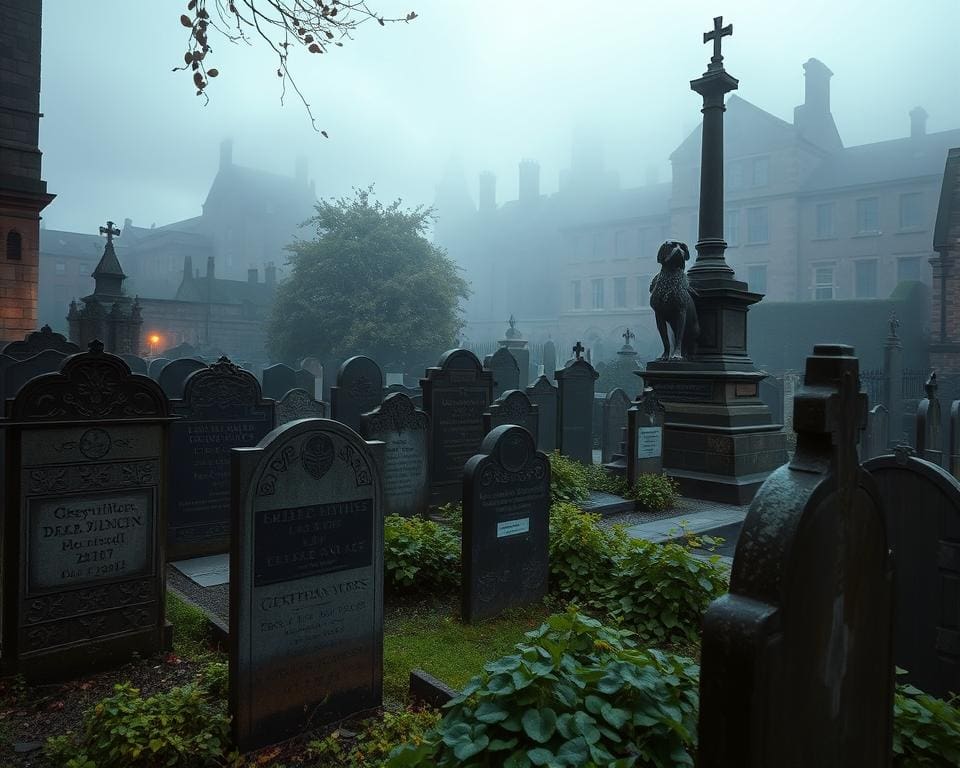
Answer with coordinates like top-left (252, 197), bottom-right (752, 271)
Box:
top-left (166, 590), bottom-right (220, 661)
top-left (383, 601), bottom-right (553, 702)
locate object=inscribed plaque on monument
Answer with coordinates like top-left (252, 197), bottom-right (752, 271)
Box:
top-left (637, 427), bottom-right (663, 459)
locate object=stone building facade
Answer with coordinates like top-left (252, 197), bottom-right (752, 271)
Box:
top-left (931, 147), bottom-right (960, 375)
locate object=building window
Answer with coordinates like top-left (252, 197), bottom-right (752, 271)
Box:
top-left (614, 277), bottom-right (626, 308)
top-left (813, 265), bottom-right (835, 300)
top-left (727, 161), bottom-right (743, 191)
top-left (854, 259), bottom-right (878, 298)
top-left (614, 230), bottom-right (628, 259)
top-left (637, 275), bottom-right (652, 305)
top-left (725, 209), bottom-right (739, 246)
top-left (747, 264), bottom-right (767, 294)
top-left (572, 280), bottom-right (581, 310)
top-left (856, 197), bottom-right (880, 233)
top-left (899, 192), bottom-right (924, 229)
top-left (55, 262), bottom-right (66, 275)
top-left (750, 156), bottom-right (769, 187)
top-left (896, 256), bottom-right (923, 284)
top-left (638, 228), bottom-right (653, 258)
top-left (815, 202), bottom-right (834, 238)
top-left (746, 207), bottom-right (769, 244)
top-left (592, 278), bottom-right (604, 309)
top-left (6, 231), bottom-right (22, 260)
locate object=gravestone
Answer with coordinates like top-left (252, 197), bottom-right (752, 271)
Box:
top-left (864, 447), bottom-right (960, 699)
top-left (294, 367), bottom-right (315, 396)
top-left (158, 358), bottom-right (207, 400)
top-left (330, 356), bottom-right (384, 433)
top-left (484, 390), bottom-right (539, 445)
top-left (542, 340), bottom-right (557, 376)
top-left (2, 341), bottom-right (171, 681)
top-left (1, 324), bottom-right (80, 360)
top-left (261, 363), bottom-right (298, 401)
top-left (626, 386), bottom-right (666, 486)
top-left (498, 314), bottom-right (531, 389)
top-left (699, 344), bottom-right (894, 768)
top-left (916, 373), bottom-right (943, 466)
top-left (275, 388), bottom-right (328, 427)
top-left (120, 354), bottom-right (148, 375)
top-left (951, 401), bottom-right (960, 480)
top-left (600, 388), bottom-right (631, 464)
top-left (361, 393), bottom-right (430, 517)
top-left (484, 347), bottom-right (520, 400)
top-left (421, 349), bottom-right (493, 505)
top-left (3, 349), bottom-right (68, 402)
top-left (462, 425), bottom-right (550, 623)
top-left (525, 375), bottom-right (557, 453)
top-left (230, 419), bottom-right (384, 751)
top-left (161, 341), bottom-right (198, 360)
top-left (147, 357), bottom-right (171, 381)
top-left (862, 404), bottom-right (889, 461)
top-left (554, 347), bottom-right (599, 465)
top-left (168, 358), bottom-right (275, 559)
top-left (300, 356), bottom-right (324, 398)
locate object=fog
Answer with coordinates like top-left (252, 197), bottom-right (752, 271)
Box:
top-left (39, 0), bottom-right (960, 233)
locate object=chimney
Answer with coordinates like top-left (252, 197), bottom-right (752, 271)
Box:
top-left (206, 255), bottom-right (215, 280)
top-left (220, 138), bottom-right (233, 169)
top-left (123, 217), bottom-right (133, 230)
top-left (910, 106), bottom-right (928, 138)
top-left (295, 154), bottom-right (308, 184)
top-left (265, 262), bottom-right (276, 287)
top-left (248, 266), bottom-right (259, 283)
top-left (802, 58), bottom-right (833, 114)
top-left (478, 171), bottom-right (496, 213)
top-left (518, 159), bottom-right (540, 204)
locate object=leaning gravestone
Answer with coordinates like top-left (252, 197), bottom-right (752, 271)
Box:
top-left (864, 447), bottom-right (960, 700)
top-left (462, 425), bottom-right (550, 623)
top-left (600, 388), bottom-right (631, 464)
top-left (698, 344), bottom-right (894, 767)
top-left (230, 419), bottom-right (384, 751)
top-left (1, 324), bottom-right (80, 360)
top-left (361, 393), bottom-right (430, 517)
top-left (484, 347), bottom-right (520, 400)
top-left (158, 357), bottom-right (207, 400)
top-left (330, 356), bottom-right (384, 433)
top-left (554, 348), bottom-right (599, 464)
top-left (2, 341), bottom-right (171, 681)
top-left (168, 358), bottom-right (275, 559)
top-left (147, 357), bottom-right (171, 381)
top-left (275, 388), bottom-right (328, 427)
top-left (261, 363), bottom-right (298, 401)
top-left (421, 349), bottom-right (493, 505)
top-left (626, 386), bottom-right (666, 486)
top-left (916, 373), bottom-right (943, 467)
top-left (120, 354), bottom-right (148, 375)
top-left (484, 390), bottom-right (539, 445)
top-left (525, 375), bottom-right (557, 453)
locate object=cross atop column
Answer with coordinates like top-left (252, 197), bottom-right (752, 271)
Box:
top-left (572, 341), bottom-right (585, 360)
top-left (622, 328), bottom-right (635, 345)
top-left (99, 220), bottom-right (120, 244)
top-left (704, 16), bottom-right (733, 66)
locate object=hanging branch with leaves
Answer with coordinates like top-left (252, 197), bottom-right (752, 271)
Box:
top-left (174, 0), bottom-right (417, 134)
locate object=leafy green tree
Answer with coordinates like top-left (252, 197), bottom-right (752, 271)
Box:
top-left (268, 187), bottom-right (470, 368)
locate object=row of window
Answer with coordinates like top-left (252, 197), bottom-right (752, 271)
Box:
top-left (812, 255), bottom-right (924, 300)
top-left (814, 192), bottom-right (924, 238)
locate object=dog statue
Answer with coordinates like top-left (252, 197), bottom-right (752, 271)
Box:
top-left (649, 240), bottom-right (699, 360)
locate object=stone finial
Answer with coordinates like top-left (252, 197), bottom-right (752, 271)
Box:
top-left (888, 310), bottom-right (901, 339)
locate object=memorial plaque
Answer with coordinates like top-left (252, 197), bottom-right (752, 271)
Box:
top-left (2, 341), bottom-right (171, 681)
top-left (158, 358), bottom-right (206, 399)
top-left (275, 387), bottom-right (328, 427)
top-left (462, 425), bottom-right (550, 623)
top-left (147, 357), bottom-right (171, 381)
top-left (484, 390), bottom-right (539, 446)
top-left (627, 389), bottom-right (666, 486)
top-left (230, 419), bottom-right (384, 751)
top-left (600, 388), bottom-right (631, 464)
top-left (261, 363), bottom-right (298, 401)
top-left (484, 347), bottom-right (519, 400)
top-left (330, 356), bottom-right (384, 433)
top-left (1, 324), bottom-right (80, 360)
top-left (421, 349), bottom-right (493, 504)
top-left (554, 356), bottom-right (599, 464)
top-left (361, 393), bottom-right (429, 517)
top-left (168, 357), bottom-right (274, 559)
top-left (525, 375), bottom-right (557, 453)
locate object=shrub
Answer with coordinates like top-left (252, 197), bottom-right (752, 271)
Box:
top-left (386, 607), bottom-right (701, 767)
top-left (628, 473), bottom-right (679, 512)
top-left (384, 514), bottom-right (460, 593)
top-left (309, 707), bottom-right (441, 767)
top-left (894, 676), bottom-right (960, 766)
top-left (548, 502), bottom-right (626, 606)
top-left (583, 463), bottom-right (629, 496)
top-left (548, 452), bottom-right (591, 504)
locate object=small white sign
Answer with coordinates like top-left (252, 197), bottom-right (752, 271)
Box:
top-left (637, 427), bottom-right (663, 459)
top-left (497, 518), bottom-right (530, 538)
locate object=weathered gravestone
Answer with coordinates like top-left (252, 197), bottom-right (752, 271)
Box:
top-left (698, 344), bottom-right (894, 768)
top-left (300, 356), bottom-right (324, 398)
top-left (120, 354), bottom-right (148, 375)
top-left (275, 388), bottom-right (328, 427)
top-left (484, 347), bottom-right (520, 400)
top-left (600, 388), bottom-right (631, 464)
top-left (261, 363), bottom-right (298, 401)
top-left (484, 390), bottom-right (539, 445)
top-left (158, 358), bottom-right (207, 400)
top-left (360, 393), bottom-right (430, 517)
top-left (330, 356), bottom-right (384, 433)
top-left (462, 425), bottom-right (550, 623)
top-left (168, 358), bottom-right (275, 559)
top-left (916, 372), bottom-right (943, 466)
top-left (499, 315), bottom-right (530, 389)
top-left (1, 324), bottom-right (80, 360)
top-left (2, 349), bottom-right (68, 403)
top-left (229, 419), bottom-right (384, 751)
top-left (421, 349), bottom-right (493, 504)
top-left (542, 339), bottom-right (557, 376)
top-left (861, 403), bottom-right (889, 461)
top-left (2, 341), bottom-right (172, 680)
top-left (864, 447), bottom-right (960, 699)
top-left (525, 375), bottom-right (557, 453)
top-left (626, 386), bottom-right (666, 487)
top-left (147, 357), bottom-right (170, 381)
top-left (554, 344), bottom-right (599, 465)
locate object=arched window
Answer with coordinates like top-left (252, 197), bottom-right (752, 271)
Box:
top-left (6, 231), bottom-right (22, 261)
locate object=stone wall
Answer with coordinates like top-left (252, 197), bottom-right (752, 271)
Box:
top-left (137, 297), bottom-right (268, 361)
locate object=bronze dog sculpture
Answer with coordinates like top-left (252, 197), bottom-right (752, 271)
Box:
top-left (649, 240), bottom-right (699, 360)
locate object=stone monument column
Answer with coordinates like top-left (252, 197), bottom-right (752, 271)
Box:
top-left (882, 311), bottom-right (904, 445)
top-left (641, 17), bottom-right (786, 504)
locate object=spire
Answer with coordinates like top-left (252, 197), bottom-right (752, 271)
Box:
top-left (91, 220), bottom-right (126, 297)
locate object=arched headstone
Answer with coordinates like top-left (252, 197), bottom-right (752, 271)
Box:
top-left (1, 324), bottom-right (79, 360)
top-left (626, 387), bottom-right (666, 485)
top-left (330, 356), bottom-right (384, 433)
top-left (275, 387), bottom-right (328, 427)
top-left (484, 346), bottom-right (519, 399)
top-left (600, 388), bottom-right (631, 464)
top-left (261, 363), bottom-right (298, 401)
top-left (158, 358), bottom-right (207, 400)
top-left (916, 372), bottom-right (943, 466)
top-left (147, 357), bottom-right (171, 381)
top-left (554, 349), bottom-right (599, 465)
top-left (525, 375), bottom-right (557, 453)
top-left (484, 390), bottom-right (539, 446)
top-left (120, 353), bottom-right (148, 375)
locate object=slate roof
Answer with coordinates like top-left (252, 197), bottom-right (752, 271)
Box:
top-left (175, 273), bottom-right (273, 306)
top-left (203, 164), bottom-right (312, 211)
top-left (92, 239), bottom-right (125, 278)
top-left (934, 147), bottom-right (960, 251)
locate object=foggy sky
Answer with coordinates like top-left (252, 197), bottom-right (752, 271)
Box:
top-left (38, 1), bottom-right (960, 235)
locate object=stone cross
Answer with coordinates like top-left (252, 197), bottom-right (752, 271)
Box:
top-left (704, 15), bottom-right (733, 65)
top-left (622, 328), bottom-right (635, 345)
top-left (572, 341), bottom-right (585, 360)
top-left (99, 220), bottom-right (120, 244)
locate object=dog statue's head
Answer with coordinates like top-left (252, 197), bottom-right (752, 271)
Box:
top-left (656, 240), bottom-right (690, 271)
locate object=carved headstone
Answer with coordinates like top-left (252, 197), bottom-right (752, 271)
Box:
top-left (147, 357), bottom-right (170, 381)
top-left (1, 324), bottom-right (80, 360)
top-left (554, 354), bottom-right (599, 464)
top-left (158, 358), bottom-right (207, 399)
top-left (168, 358), bottom-right (274, 559)
top-left (275, 388), bottom-right (328, 427)
top-left (484, 390), bottom-right (539, 446)
top-left (261, 363), bottom-right (298, 401)
top-left (462, 425), bottom-right (550, 623)
top-left (120, 354), bottom-right (148, 375)
top-left (230, 419), bottom-right (384, 751)
top-left (864, 448), bottom-right (960, 699)
top-left (330, 356), bottom-right (384, 433)
top-left (600, 388), bottom-right (631, 464)
top-left (525, 375), bottom-right (557, 453)
top-left (484, 347), bottom-right (520, 400)
top-left (2, 341), bottom-right (171, 680)
top-left (698, 344), bottom-right (894, 768)
top-left (360, 393), bottom-right (430, 517)
top-left (916, 372), bottom-right (943, 467)
top-left (626, 387), bottom-right (666, 486)
top-left (421, 349), bottom-right (493, 504)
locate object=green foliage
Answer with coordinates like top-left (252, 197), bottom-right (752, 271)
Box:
top-left (44, 661), bottom-right (233, 768)
top-left (386, 607), bottom-right (701, 767)
top-left (548, 452), bottom-right (591, 504)
top-left (627, 474), bottom-right (680, 513)
top-left (893, 676), bottom-right (960, 766)
top-left (434, 502), bottom-right (463, 530)
top-left (548, 502), bottom-right (627, 604)
top-left (267, 186), bottom-right (470, 366)
top-left (166, 589), bottom-right (216, 661)
top-left (308, 707), bottom-right (441, 767)
top-left (384, 514), bottom-right (460, 593)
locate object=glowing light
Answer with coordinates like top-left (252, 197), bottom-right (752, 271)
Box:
top-left (149, 334), bottom-right (160, 345)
